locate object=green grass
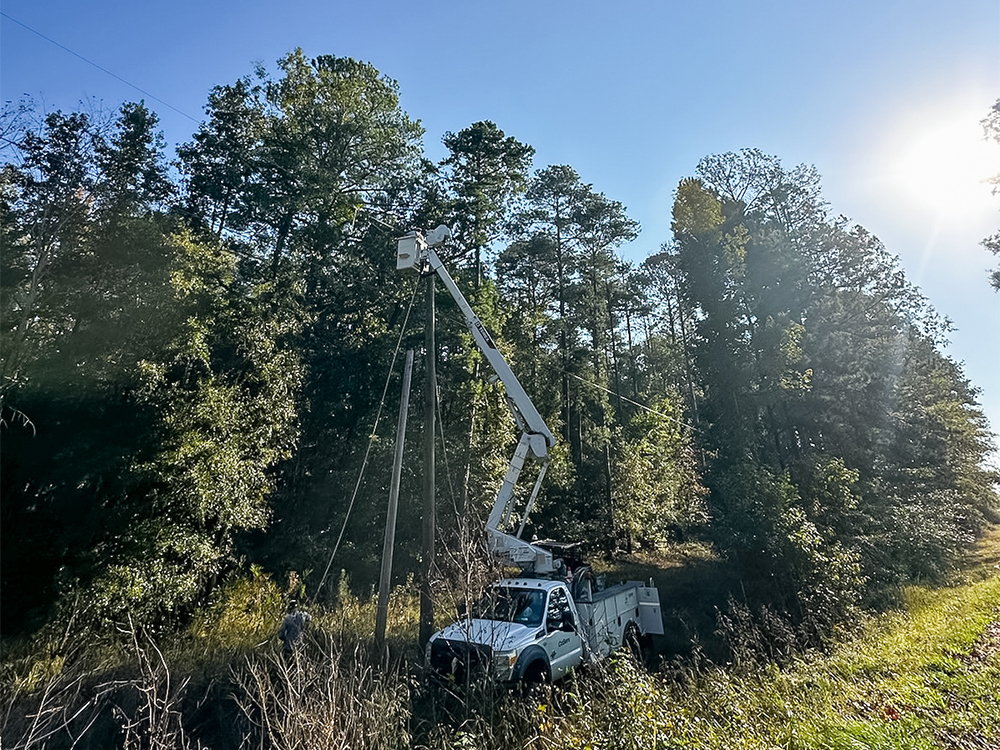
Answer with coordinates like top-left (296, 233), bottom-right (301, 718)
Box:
top-left (531, 528), bottom-right (1000, 749)
top-left (4, 531), bottom-right (998, 749)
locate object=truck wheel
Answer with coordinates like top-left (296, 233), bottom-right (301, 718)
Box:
top-left (519, 659), bottom-right (549, 696)
top-left (624, 623), bottom-right (644, 665)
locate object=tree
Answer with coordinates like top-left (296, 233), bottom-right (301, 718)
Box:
top-left (178, 51), bottom-right (432, 595)
top-left (504, 166), bottom-right (645, 548)
top-left (1, 110), bottom-right (95, 419)
top-left (439, 121), bottom-right (533, 285)
top-left (982, 99), bottom-right (1000, 291)
top-left (612, 398), bottom-right (706, 551)
top-left (510, 166), bottom-right (587, 449)
top-left (176, 77), bottom-right (266, 238)
top-left (667, 149), bottom-right (998, 632)
top-left (496, 232), bottom-right (561, 391)
top-left (638, 249), bottom-right (700, 421)
top-left (572, 192), bottom-right (639, 547)
top-left (95, 101), bottom-right (172, 214)
top-left (427, 122), bottom-right (536, 527)
top-left (85, 230), bottom-right (302, 622)
top-left (1, 102), bottom-right (302, 629)
top-left (179, 49), bottom-right (424, 281)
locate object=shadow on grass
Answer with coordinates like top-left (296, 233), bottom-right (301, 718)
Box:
top-left (591, 541), bottom-right (745, 665)
top-left (597, 525), bottom-right (1000, 668)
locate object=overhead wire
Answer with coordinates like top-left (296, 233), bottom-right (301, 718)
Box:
top-left (436, 381), bottom-right (458, 524)
top-left (1, 11), bottom-right (200, 124)
top-left (314, 273), bottom-right (421, 599)
top-left (567, 371), bottom-right (704, 435)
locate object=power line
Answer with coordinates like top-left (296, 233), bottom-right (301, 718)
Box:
top-left (1, 11), bottom-right (199, 124)
top-left (568, 372), bottom-right (704, 434)
top-left (314, 274), bottom-right (422, 600)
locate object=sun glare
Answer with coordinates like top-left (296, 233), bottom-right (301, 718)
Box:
top-left (882, 103), bottom-right (1000, 222)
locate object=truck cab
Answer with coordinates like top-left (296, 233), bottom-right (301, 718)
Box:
top-left (428, 578), bottom-right (584, 684)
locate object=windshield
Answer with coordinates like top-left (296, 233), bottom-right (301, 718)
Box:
top-left (471, 587), bottom-right (545, 627)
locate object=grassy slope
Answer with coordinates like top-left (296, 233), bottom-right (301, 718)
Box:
top-left (539, 526), bottom-right (1000, 750)
top-left (3, 531), bottom-right (998, 749)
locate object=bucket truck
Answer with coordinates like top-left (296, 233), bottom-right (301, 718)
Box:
top-left (397, 228), bottom-right (663, 686)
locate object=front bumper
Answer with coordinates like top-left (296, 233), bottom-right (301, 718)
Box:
top-left (428, 638), bottom-right (504, 682)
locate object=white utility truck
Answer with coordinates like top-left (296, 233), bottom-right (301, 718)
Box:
top-left (397, 228), bottom-right (663, 686)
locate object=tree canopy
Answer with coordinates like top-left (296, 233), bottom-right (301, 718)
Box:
top-left (1, 54), bottom-right (995, 641)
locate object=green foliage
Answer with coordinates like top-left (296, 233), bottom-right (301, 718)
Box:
top-left (500, 164), bottom-right (646, 549)
top-left (1, 110), bottom-right (96, 413)
top-left (0, 99), bottom-right (302, 630)
top-left (94, 101), bottom-right (172, 213)
top-left (711, 463), bottom-right (866, 648)
top-left (50, 227), bottom-right (301, 624)
top-left (665, 148), bottom-right (998, 631)
top-left (178, 48), bottom-right (424, 278)
top-left (612, 397), bottom-right (707, 549)
top-left (175, 50), bottom-right (432, 595)
top-left (186, 567), bottom-right (286, 655)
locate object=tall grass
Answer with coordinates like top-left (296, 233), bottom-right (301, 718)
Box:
top-left (232, 635), bottom-right (410, 750)
top-left (1, 613), bottom-right (206, 749)
top-left (522, 572), bottom-right (1000, 749)
top-left (3, 534), bottom-right (998, 749)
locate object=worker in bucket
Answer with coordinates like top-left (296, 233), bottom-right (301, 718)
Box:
top-left (278, 600), bottom-right (311, 657)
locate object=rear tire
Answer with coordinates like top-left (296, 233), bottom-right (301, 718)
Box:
top-left (624, 623), bottom-right (644, 665)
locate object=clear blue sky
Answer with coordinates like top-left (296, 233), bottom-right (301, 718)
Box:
top-left (3, 0), bottom-right (999, 455)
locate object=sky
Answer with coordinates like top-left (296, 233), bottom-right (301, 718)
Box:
top-left (3, 0), bottom-right (999, 458)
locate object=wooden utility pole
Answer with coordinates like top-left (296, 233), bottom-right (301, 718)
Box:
top-left (375, 349), bottom-right (414, 653)
top-left (419, 274), bottom-right (437, 648)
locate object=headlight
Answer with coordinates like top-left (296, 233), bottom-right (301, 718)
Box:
top-left (493, 649), bottom-right (518, 676)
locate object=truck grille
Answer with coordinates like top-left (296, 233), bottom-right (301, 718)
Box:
top-left (429, 639), bottom-right (493, 681)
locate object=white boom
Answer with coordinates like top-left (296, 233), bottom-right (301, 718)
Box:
top-left (397, 228), bottom-right (558, 573)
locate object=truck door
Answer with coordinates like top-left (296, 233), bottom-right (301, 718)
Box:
top-left (542, 586), bottom-right (583, 680)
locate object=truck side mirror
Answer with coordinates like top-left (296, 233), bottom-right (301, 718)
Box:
top-left (561, 611), bottom-right (575, 631)
top-left (457, 601), bottom-right (467, 619)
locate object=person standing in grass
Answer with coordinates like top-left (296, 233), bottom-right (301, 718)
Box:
top-left (278, 600), bottom-right (311, 657)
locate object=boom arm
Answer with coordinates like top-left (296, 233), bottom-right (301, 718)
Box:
top-left (397, 228), bottom-right (558, 573)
